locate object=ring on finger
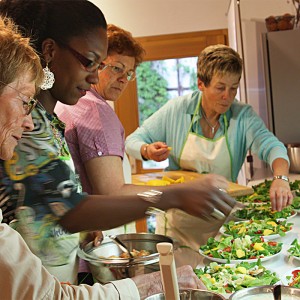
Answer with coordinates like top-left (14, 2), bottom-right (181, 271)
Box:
top-left (211, 208), bottom-right (226, 220)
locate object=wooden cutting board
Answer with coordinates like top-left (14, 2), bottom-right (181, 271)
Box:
top-left (132, 170), bottom-right (253, 197)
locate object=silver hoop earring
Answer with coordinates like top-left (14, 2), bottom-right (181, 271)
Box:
top-left (40, 64), bottom-right (55, 90)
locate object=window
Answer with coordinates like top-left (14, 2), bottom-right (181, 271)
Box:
top-left (137, 57), bottom-right (198, 170)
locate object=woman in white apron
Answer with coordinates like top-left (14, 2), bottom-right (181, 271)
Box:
top-left (156, 95), bottom-right (234, 267)
top-left (127, 45), bottom-right (292, 267)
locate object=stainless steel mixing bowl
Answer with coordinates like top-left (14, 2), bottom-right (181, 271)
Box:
top-left (77, 233), bottom-right (174, 283)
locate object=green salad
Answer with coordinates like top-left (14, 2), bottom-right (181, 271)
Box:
top-left (199, 235), bottom-right (282, 262)
top-left (237, 180), bottom-right (272, 204)
top-left (292, 196), bottom-right (300, 210)
top-left (194, 260), bottom-right (279, 294)
top-left (234, 203), bottom-right (295, 220)
top-left (222, 219), bottom-right (293, 238)
top-left (237, 179), bottom-right (300, 204)
top-left (288, 238), bottom-right (300, 258)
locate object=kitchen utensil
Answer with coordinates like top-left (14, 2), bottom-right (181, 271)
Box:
top-left (157, 242), bottom-right (179, 300)
top-left (273, 284), bottom-right (281, 300)
top-left (109, 234), bottom-right (134, 259)
top-left (77, 233), bottom-right (174, 283)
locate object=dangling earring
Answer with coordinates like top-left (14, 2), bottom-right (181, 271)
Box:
top-left (40, 63), bottom-right (55, 90)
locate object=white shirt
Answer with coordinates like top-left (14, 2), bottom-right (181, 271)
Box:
top-left (0, 209), bottom-right (140, 299)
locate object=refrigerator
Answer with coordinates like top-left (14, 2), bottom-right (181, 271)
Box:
top-left (227, 0), bottom-right (296, 183)
top-left (262, 29), bottom-right (300, 145)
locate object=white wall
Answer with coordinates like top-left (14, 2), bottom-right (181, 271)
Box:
top-left (90, 0), bottom-right (230, 36)
top-left (91, 0), bottom-right (294, 38)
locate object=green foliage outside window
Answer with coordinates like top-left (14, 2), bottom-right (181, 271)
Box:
top-left (136, 61), bottom-right (169, 124)
top-left (136, 58), bottom-right (198, 125)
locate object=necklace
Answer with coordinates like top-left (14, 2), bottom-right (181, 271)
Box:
top-left (200, 105), bottom-right (218, 134)
top-left (45, 111), bottom-right (66, 157)
top-left (50, 121), bottom-right (64, 156)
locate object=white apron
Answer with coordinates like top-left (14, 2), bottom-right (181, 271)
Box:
top-left (156, 98), bottom-right (233, 267)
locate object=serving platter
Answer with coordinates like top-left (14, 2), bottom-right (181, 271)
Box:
top-left (194, 261), bottom-right (279, 298)
top-left (199, 234), bottom-right (283, 265)
top-left (220, 219), bottom-right (293, 240)
top-left (281, 267), bottom-right (300, 287)
top-left (233, 204), bottom-right (297, 222)
top-left (199, 249), bottom-right (281, 264)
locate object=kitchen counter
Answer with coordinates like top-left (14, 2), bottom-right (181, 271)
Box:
top-left (196, 213), bottom-right (300, 273)
top-left (196, 175), bottom-right (300, 298)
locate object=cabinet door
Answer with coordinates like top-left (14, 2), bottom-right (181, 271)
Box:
top-left (265, 29), bottom-right (300, 144)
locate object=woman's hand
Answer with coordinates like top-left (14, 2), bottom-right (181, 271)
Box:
top-left (132, 265), bottom-right (206, 299)
top-left (270, 179), bottom-right (293, 211)
top-left (141, 142), bottom-right (171, 162)
top-left (166, 174), bottom-right (236, 222)
top-left (79, 230), bottom-right (103, 248)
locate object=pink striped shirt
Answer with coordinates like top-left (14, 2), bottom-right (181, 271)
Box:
top-left (57, 89), bottom-right (125, 194)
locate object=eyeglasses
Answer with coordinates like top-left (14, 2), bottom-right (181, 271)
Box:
top-left (99, 63), bottom-right (136, 81)
top-left (0, 80), bottom-right (38, 115)
top-left (63, 44), bottom-right (102, 73)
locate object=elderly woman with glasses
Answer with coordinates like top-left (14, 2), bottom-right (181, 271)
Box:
top-left (0, 0), bottom-right (237, 290)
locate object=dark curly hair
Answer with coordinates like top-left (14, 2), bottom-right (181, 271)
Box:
top-left (0, 0), bottom-right (107, 55)
top-left (107, 24), bottom-right (145, 68)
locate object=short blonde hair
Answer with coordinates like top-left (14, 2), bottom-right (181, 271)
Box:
top-left (0, 16), bottom-right (43, 94)
top-left (197, 44), bottom-right (243, 86)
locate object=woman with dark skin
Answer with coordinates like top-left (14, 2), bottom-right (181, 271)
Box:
top-left (0, 15), bottom-right (207, 300)
top-left (0, 0), bottom-right (236, 292)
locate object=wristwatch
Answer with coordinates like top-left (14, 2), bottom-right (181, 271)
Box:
top-left (273, 175), bottom-right (289, 182)
top-left (137, 189), bottom-right (162, 203)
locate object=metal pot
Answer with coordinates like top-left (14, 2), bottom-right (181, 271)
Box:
top-left (286, 143), bottom-right (300, 173)
top-left (145, 289), bottom-right (226, 300)
top-left (77, 233), bottom-right (174, 283)
top-left (229, 285), bottom-right (300, 299)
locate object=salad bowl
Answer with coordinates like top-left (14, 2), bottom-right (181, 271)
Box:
top-left (233, 204), bottom-right (296, 221)
top-left (199, 235), bottom-right (282, 264)
top-left (194, 261), bottom-right (279, 298)
top-left (281, 267), bottom-right (300, 287)
top-left (199, 249), bottom-right (281, 264)
top-left (287, 238), bottom-right (300, 262)
top-left (220, 219), bottom-right (293, 240)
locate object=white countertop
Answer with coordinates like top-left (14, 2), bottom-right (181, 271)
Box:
top-left (196, 213), bottom-right (300, 273)
top-left (196, 213), bottom-right (300, 298)
top-left (196, 175), bottom-right (300, 298)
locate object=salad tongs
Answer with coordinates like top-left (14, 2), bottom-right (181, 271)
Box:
top-left (109, 235), bottom-right (134, 259)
